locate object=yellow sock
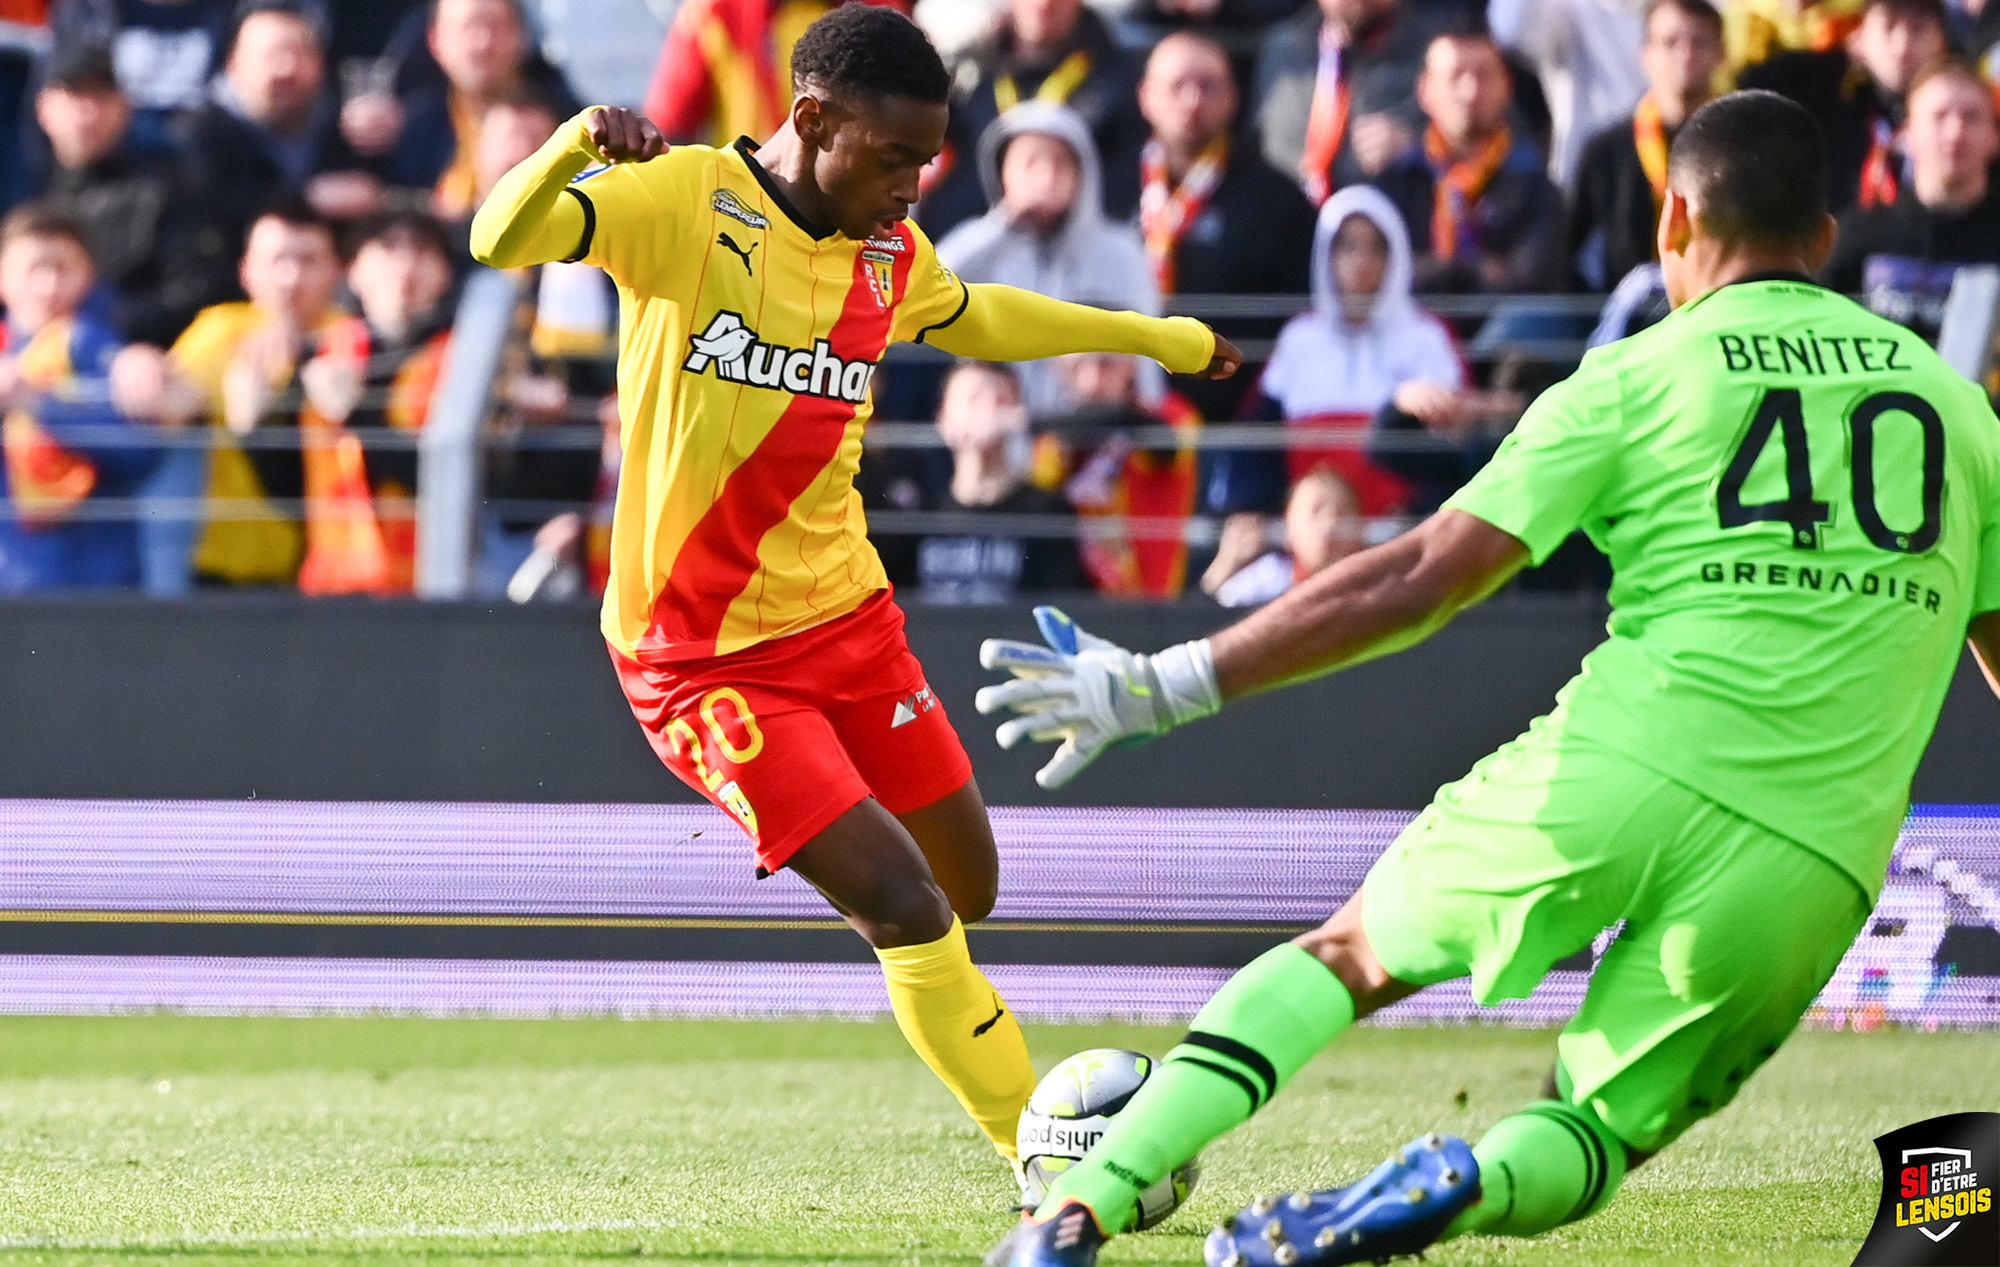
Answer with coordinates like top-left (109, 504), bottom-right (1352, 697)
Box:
top-left (876, 916), bottom-right (1035, 1164)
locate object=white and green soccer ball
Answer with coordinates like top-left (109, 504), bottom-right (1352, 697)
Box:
top-left (1016, 1047), bottom-right (1200, 1231)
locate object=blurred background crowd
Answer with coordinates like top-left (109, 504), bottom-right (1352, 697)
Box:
top-left (0, 0), bottom-right (1995, 605)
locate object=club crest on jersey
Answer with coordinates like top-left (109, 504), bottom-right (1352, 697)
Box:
top-left (861, 250), bottom-right (897, 308)
top-left (711, 188), bottom-right (769, 230)
top-left (682, 310), bottom-right (877, 403)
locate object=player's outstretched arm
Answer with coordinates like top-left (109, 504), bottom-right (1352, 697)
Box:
top-left (976, 511), bottom-right (1526, 786)
top-left (927, 283), bottom-right (1242, 379)
top-left (1206, 509), bottom-right (1527, 697)
top-left (469, 107), bottom-right (665, 270)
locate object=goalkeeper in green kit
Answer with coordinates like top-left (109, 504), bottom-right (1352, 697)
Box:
top-left (979, 90), bottom-right (2000, 1267)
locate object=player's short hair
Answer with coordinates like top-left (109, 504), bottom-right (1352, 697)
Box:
top-left (1667, 90), bottom-right (1827, 249)
top-left (343, 210), bottom-right (455, 264)
top-left (0, 203), bottom-right (90, 255)
top-left (790, 5), bottom-right (950, 105)
top-left (1642, 0), bottom-right (1723, 39)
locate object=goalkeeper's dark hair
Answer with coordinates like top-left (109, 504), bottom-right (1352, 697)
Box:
top-left (1667, 90), bottom-right (1827, 248)
top-left (791, 4), bottom-right (951, 105)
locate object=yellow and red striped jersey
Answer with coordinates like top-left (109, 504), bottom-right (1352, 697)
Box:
top-left (570, 139), bottom-right (969, 662)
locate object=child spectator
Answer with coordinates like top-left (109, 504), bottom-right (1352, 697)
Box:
top-left (0, 206), bottom-right (174, 592)
top-left (163, 201), bottom-right (344, 586)
top-left (914, 360), bottom-right (1085, 605)
top-left (1224, 185), bottom-right (1464, 515)
top-left (937, 102), bottom-right (1157, 417)
top-left (1374, 25), bottom-right (1563, 293)
top-left (1824, 61), bottom-right (2000, 339)
top-left (1048, 351), bottom-right (1201, 599)
top-left (31, 41), bottom-right (234, 347)
top-left (280, 209), bottom-right (456, 595)
top-left (1199, 466), bottom-right (1366, 606)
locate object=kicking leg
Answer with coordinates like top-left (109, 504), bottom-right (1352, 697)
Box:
top-left (788, 796), bottom-right (1034, 1167)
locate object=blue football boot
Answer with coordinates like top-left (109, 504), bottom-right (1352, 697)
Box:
top-left (984, 1201), bottom-right (1109, 1267)
top-left (1202, 1133), bottom-right (1479, 1266)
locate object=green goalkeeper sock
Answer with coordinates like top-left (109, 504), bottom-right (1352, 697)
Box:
top-left (1037, 944), bottom-right (1355, 1231)
top-left (1444, 1100), bottom-right (1628, 1239)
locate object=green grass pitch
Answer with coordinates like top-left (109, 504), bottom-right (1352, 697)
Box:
top-left (0, 1014), bottom-right (1979, 1265)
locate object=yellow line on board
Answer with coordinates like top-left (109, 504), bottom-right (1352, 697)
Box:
top-left (0, 911), bottom-right (1306, 935)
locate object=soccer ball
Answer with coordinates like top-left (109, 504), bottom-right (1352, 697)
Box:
top-left (1016, 1048), bottom-right (1200, 1231)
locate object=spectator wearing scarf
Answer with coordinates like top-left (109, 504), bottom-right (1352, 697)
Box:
top-left (1251, 0), bottom-right (1433, 206)
top-left (1566, 0), bottom-right (1724, 291)
top-left (917, 0), bottom-right (1146, 237)
top-left (1133, 32), bottom-right (1315, 423)
top-left (1374, 26), bottom-right (1562, 293)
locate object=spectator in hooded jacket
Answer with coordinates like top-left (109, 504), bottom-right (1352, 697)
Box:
top-left (1217, 184), bottom-right (1466, 514)
top-left (1374, 24), bottom-right (1564, 293)
top-left (936, 102), bottom-right (1158, 418)
top-left (919, 0), bottom-right (1149, 235)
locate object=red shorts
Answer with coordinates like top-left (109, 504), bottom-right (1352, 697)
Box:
top-left (610, 591), bottom-right (974, 874)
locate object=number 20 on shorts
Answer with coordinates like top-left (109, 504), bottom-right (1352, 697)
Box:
top-left (664, 688), bottom-right (765, 790)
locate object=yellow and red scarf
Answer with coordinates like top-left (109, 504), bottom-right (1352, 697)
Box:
top-left (1139, 137), bottom-right (1228, 294)
top-left (994, 47), bottom-right (1092, 113)
top-left (1298, 36), bottom-right (1350, 206)
top-left (0, 319), bottom-right (96, 529)
top-left (1633, 95), bottom-right (1671, 213)
top-left (1425, 124), bottom-right (1511, 261)
top-left (295, 318), bottom-right (452, 597)
top-left (1858, 116), bottom-right (1899, 209)
top-left (1076, 394), bottom-right (1201, 599)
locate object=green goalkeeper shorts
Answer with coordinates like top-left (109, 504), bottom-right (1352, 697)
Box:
top-left (1359, 728), bottom-right (1872, 1154)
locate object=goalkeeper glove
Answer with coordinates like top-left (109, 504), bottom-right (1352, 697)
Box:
top-left (975, 606), bottom-right (1221, 789)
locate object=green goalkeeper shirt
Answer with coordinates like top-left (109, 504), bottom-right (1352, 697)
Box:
top-left (1447, 275), bottom-right (2000, 897)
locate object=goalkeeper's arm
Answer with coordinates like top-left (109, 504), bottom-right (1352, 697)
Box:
top-left (927, 283), bottom-right (1242, 380)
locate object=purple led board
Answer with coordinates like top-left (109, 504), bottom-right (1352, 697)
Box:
top-left (0, 800), bottom-right (1988, 1028)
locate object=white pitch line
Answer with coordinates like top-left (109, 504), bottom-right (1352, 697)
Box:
top-left (0, 1217), bottom-right (686, 1252)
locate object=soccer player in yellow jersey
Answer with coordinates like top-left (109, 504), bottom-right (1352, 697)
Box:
top-left (470, 4), bottom-right (1241, 1191)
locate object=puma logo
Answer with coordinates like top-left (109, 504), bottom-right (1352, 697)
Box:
top-left (972, 996), bottom-right (1006, 1037)
top-left (718, 232), bottom-right (756, 275)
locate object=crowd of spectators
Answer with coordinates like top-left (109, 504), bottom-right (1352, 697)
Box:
top-left (0, 0), bottom-right (1997, 604)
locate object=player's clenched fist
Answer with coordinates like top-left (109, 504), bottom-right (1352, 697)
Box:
top-left (585, 107), bottom-right (666, 164)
